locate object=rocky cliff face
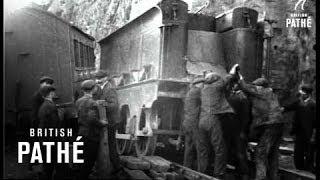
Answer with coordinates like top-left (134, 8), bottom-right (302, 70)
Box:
top-left (38, 0), bottom-right (133, 69)
top-left (40, 0), bottom-right (316, 100)
top-left (193, 0), bottom-right (316, 101)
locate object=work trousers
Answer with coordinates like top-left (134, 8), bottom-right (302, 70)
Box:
top-left (183, 129), bottom-right (200, 170)
top-left (198, 114), bottom-right (227, 177)
top-left (294, 135), bottom-right (315, 171)
top-left (220, 113), bottom-right (249, 177)
top-left (255, 123), bottom-right (284, 180)
top-left (108, 125), bottom-right (121, 172)
top-left (77, 138), bottom-right (100, 180)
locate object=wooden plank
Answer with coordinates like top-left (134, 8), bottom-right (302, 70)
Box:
top-left (170, 162), bottom-right (218, 180)
top-left (116, 133), bottom-right (132, 140)
top-left (120, 156), bottom-right (151, 170)
top-left (279, 168), bottom-right (316, 180)
top-left (123, 168), bottom-right (152, 180)
top-left (141, 156), bottom-right (171, 173)
top-left (157, 91), bottom-right (185, 98)
top-left (153, 129), bottom-right (182, 136)
top-left (248, 142), bottom-right (294, 154)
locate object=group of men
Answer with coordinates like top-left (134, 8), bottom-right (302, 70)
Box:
top-left (29, 64), bottom-right (318, 180)
top-left (30, 70), bottom-right (125, 180)
top-left (182, 64), bottom-right (318, 180)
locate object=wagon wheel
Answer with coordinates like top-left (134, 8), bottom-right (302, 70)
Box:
top-left (116, 105), bottom-right (133, 155)
top-left (135, 107), bottom-right (160, 156)
top-left (135, 135), bottom-right (158, 156)
top-left (117, 137), bottom-right (133, 155)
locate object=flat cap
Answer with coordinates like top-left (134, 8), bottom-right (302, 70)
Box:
top-left (252, 77), bottom-right (269, 87)
top-left (81, 80), bottom-right (96, 90)
top-left (94, 70), bottom-right (109, 79)
top-left (40, 85), bottom-right (56, 96)
top-left (40, 76), bottom-right (54, 84)
top-left (300, 84), bottom-right (313, 94)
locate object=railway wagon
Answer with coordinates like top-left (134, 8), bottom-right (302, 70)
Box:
top-left (4, 6), bottom-right (96, 138)
top-left (99, 0), bottom-right (263, 156)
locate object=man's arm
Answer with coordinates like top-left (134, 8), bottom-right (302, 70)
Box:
top-left (239, 80), bottom-right (262, 98)
top-left (47, 105), bottom-right (62, 128)
top-left (282, 96), bottom-right (299, 112)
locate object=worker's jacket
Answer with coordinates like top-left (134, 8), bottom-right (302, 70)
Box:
top-left (76, 94), bottom-right (105, 142)
top-left (201, 75), bottom-right (234, 113)
top-left (240, 81), bottom-right (284, 128)
top-left (93, 84), bottom-right (120, 126)
top-left (183, 86), bottom-right (201, 133)
top-left (38, 99), bottom-right (61, 142)
top-left (199, 75), bottom-right (234, 129)
top-left (283, 97), bottom-right (316, 139)
top-left (227, 90), bottom-right (252, 135)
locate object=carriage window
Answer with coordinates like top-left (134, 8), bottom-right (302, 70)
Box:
top-left (89, 47), bottom-right (95, 67)
top-left (74, 39), bottom-right (94, 68)
top-left (85, 46), bottom-right (90, 67)
top-left (83, 44), bottom-right (88, 67)
top-left (73, 40), bottom-right (80, 67)
top-left (80, 42), bottom-right (84, 67)
top-left (87, 46), bottom-right (92, 67)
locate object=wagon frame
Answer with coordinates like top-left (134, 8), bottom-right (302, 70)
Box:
top-left (98, 0), bottom-right (263, 156)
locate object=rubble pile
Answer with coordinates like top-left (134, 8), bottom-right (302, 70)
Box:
top-left (120, 156), bottom-right (185, 180)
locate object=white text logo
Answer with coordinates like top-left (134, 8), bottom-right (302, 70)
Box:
top-left (294, 0), bottom-right (307, 11)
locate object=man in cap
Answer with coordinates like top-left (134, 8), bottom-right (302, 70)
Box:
top-left (197, 70), bottom-right (235, 179)
top-left (31, 76), bottom-right (54, 129)
top-left (182, 76), bottom-right (204, 170)
top-left (75, 80), bottom-right (108, 179)
top-left (38, 85), bottom-right (67, 179)
top-left (238, 72), bottom-right (285, 180)
top-left (225, 64), bottom-right (251, 180)
top-left (283, 84), bottom-right (316, 171)
top-left (93, 70), bottom-right (123, 176)
top-left (28, 76), bottom-right (54, 170)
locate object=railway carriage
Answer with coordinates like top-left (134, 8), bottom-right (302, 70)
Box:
top-left (99, 0), bottom-right (264, 156)
top-left (5, 6), bottom-right (96, 138)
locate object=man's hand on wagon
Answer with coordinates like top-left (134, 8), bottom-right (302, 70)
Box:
top-left (229, 64), bottom-right (240, 75)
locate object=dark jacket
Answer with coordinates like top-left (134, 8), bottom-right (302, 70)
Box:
top-left (240, 81), bottom-right (284, 128)
top-left (284, 97), bottom-right (316, 139)
top-left (199, 75), bottom-right (234, 129)
top-left (183, 86), bottom-right (201, 133)
top-left (31, 90), bottom-right (44, 128)
top-left (227, 90), bottom-right (252, 135)
top-left (200, 75), bottom-right (234, 113)
top-left (93, 84), bottom-right (120, 125)
top-left (38, 99), bottom-right (61, 141)
top-left (76, 94), bottom-right (105, 142)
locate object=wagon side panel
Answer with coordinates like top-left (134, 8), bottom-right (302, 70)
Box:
top-left (222, 28), bottom-right (263, 82)
top-left (100, 8), bottom-right (162, 79)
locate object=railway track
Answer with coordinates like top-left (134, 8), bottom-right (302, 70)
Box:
top-left (119, 154), bottom-right (316, 180)
top-left (115, 135), bottom-right (316, 180)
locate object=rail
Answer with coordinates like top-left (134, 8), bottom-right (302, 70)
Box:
top-left (119, 155), bottom-right (316, 180)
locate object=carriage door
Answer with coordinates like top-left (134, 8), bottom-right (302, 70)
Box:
top-left (16, 53), bottom-right (35, 132)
